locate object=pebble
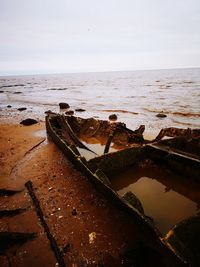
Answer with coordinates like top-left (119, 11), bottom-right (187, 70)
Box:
top-left (89, 232), bottom-right (97, 244)
top-left (156, 113), bottom-right (167, 118)
top-left (20, 118), bottom-right (38, 126)
top-left (109, 114), bottom-right (117, 121)
top-left (17, 107), bottom-right (27, 111)
top-left (59, 102), bottom-right (70, 109)
top-left (75, 108), bottom-right (86, 112)
top-left (71, 208), bottom-right (77, 216)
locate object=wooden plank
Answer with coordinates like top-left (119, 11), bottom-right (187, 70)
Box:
top-left (25, 180), bottom-right (66, 267)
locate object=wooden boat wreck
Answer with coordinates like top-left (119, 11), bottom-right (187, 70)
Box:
top-left (46, 113), bottom-right (200, 181)
top-left (45, 113), bottom-right (200, 266)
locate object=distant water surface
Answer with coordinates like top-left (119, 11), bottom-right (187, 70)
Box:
top-left (0, 68), bottom-right (200, 138)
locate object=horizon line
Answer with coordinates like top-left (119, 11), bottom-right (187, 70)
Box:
top-left (1, 66), bottom-right (200, 77)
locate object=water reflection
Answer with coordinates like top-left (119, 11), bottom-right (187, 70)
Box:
top-left (78, 139), bottom-right (118, 160)
top-left (110, 165), bottom-right (200, 235)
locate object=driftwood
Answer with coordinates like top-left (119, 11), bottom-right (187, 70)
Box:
top-left (25, 180), bottom-right (66, 267)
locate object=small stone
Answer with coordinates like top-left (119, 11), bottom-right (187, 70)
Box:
top-left (109, 114), bottom-right (117, 121)
top-left (20, 118), bottom-right (38, 125)
top-left (71, 208), bottom-right (77, 216)
top-left (0, 91), bottom-right (4, 93)
top-left (89, 232), bottom-right (96, 244)
top-left (59, 102), bottom-right (70, 109)
top-left (52, 208), bottom-right (56, 213)
top-left (75, 108), bottom-right (85, 112)
top-left (156, 113), bottom-right (167, 118)
top-left (7, 105), bottom-right (12, 108)
top-left (17, 107), bottom-right (27, 111)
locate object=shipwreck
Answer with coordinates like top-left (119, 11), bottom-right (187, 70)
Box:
top-left (45, 113), bottom-right (200, 266)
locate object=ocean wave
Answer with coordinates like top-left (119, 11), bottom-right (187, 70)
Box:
top-left (6, 98), bottom-right (57, 106)
top-left (0, 84), bottom-right (25, 89)
top-left (47, 88), bottom-right (68, 91)
top-left (143, 108), bottom-right (200, 117)
top-left (172, 111), bottom-right (200, 117)
top-left (143, 108), bottom-right (164, 113)
top-left (171, 119), bottom-right (200, 127)
top-left (102, 109), bottom-right (138, 115)
top-left (183, 80), bottom-right (195, 84)
top-left (159, 85), bottom-right (172, 89)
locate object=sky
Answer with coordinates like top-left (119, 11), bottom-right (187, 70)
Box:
top-left (0, 0), bottom-right (200, 75)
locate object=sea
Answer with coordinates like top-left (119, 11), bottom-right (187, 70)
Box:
top-left (0, 67), bottom-right (200, 234)
top-left (0, 67), bottom-right (200, 139)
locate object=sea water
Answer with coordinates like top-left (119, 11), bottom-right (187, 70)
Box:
top-left (0, 68), bottom-right (200, 139)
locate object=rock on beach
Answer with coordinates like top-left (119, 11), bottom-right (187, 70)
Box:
top-left (75, 108), bottom-right (86, 112)
top-left (156, 113), bottom-right (167, 118)
top-left (20, 118), bottom-right (38, 126)
top-left (59, 103), bottom-right (70, 109)
top-left (17, 107), bottom-right (27, 111)
top-left (109, 114), bottom-right (118, 121)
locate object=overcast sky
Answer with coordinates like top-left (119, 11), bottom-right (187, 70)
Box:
top-left (0, 0), bottom-right (200, 75)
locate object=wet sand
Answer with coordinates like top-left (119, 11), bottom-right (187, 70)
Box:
top-left (0, 117), bottom-right (186, 266)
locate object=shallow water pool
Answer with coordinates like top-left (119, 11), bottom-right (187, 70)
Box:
top-left (110, 164), bottom-right (200, 235)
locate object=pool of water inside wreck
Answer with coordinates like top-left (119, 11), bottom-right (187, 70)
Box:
top-left (109, 164), bottom-right (200, 235)
top-left (78, 138), bottom-right (119, 160)
top-left (76, 135), bottom-right (200, 235)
